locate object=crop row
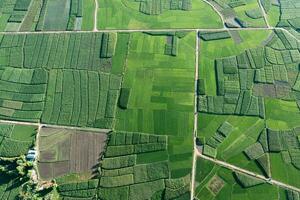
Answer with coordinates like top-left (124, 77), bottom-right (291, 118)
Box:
top-left (0, 33), bottom-right (118, 72)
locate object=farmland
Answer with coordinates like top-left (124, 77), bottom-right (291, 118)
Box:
top-left (0, 0), bottom-right (95, 31)
top-left (197, 28), bottom-right (300, 196)
top-left (0, 122), bottom-right (37, 199)
top-left (0, 0), bottom-right (300, 199)
top-left (0, 122), bottom-right (37, 157)
top-left (98, 0), bottom-right (223, 29)
top-left (0, 32), bottom-right (127, 128)
top-left (37, 127), bottom-right (108, 180)
top-left (195, 157), bottom-right (289, 200)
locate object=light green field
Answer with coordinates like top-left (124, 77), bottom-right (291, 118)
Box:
top-left (265, 98), bottom-right (300, 130)
top-left (266, 5), bottom-right (280, 27)
top-left (270, 153), bottom-right (300, 188)
top-left (116, 32), bottom-right (195, 137)
top-left (97, 0), bottom-right (223, 29)
top-left (195, 158), bottom-right (286, 200)
top-left (199, 30), bottom-right (272, 96)
top-left (233, 0), bottom-right (267, 27)
top-left (82, 0), bottom-right (95, 30)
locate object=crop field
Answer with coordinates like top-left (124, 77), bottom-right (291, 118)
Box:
top-left (116, 32), bottom-right (195, 136)
top-left (0, 122), bottom-right (36, 157)
top-left (0, 0), bottom-right (95, 31)
top-left (197, 29), bottom-right (300, 190)
top-left (277, 0), bottom-right (300, 31)
top-left (195, 157), bottom-right (289, 200)
top-left (53, 131), bottom-right (191, 199)
top-left (98, 0), bottom-right (223, 29)
top-left (207, 0), bottom-right (267, 28)
top-left (0, 32), bottom-right (128, 128)
top-left (37, 127), bottom-right (108, 180)
top-left (1, 0), bottom-right (300, 198)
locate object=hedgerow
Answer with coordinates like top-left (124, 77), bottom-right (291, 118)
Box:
top-left (199, 31), bottom-right (231, 41)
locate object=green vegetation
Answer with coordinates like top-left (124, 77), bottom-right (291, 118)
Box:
top-left (116, 32), bottom-right (195, 136)
top-left (0, 123), bottom-right (37, 157)
top-left (0, 32), bottom-right (129, 128)
top-left (0, 0), bottom-right (95, 31)
top-left (98, 0), bottom-right (223, 29)
top-left (195, 158), bottom-right (285, 200)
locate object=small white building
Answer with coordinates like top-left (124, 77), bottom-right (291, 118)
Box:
top-left (26, 149), bottom-right (37, 161)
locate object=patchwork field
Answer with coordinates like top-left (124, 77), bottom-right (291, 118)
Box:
top-left (195, 157), bottom-right (290, 200)
top-left (37, 127), bottom-right (108, 180)
top-left (206, 0), bottom-right (267, 28)
top-left (0, 0), bottom-right (95, 31)
top-left (0, 0), bottom-right (300, 198)
top-left (0, 32), bottom-right (128, 128)
top-left (98, 0), bottom-right (223, 29)
top-left (54, 131), bottom-right (191, 200)
top-left (197, 29), bottom-right (300, 191)
top-left (116, 31), bottom-right (195, 136)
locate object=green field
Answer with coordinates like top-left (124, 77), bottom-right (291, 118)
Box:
top-left (0, 0), bottom-right (95, 31)
top-left (116, 31), bottom-right (195, 137)
top-left (98, 0), bottom-right (223, 29)
top-left (195, 158), bottom-right (288, 200)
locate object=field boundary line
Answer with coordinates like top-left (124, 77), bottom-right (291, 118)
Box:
top-left (201, 0), bottom-right (226, 28)
top-left (190, 31), bottom-right (199, 200)
top-left (0, 119), bottom-right (110, 132)
top-left (197, 153), bottom-right (300, 193)
top-left (258, 0), bottom-right (271, 28)
top-left (0, 27), bottom-right (279, 34)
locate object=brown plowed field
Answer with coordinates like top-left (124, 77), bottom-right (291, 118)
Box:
top-left (38, 127), bottom-right (108, 180)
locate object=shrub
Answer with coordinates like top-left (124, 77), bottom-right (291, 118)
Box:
top-left (100, 174), bottom-right (134, 187)
top-left (134, 143), bottom-right (167, 153)
top-left (256, 153), bottom-right (271, 177)
top-left (286, 190), bottom-right (300, 200)
top-left (133, 161), bottom-right (169, 183)
top-left (289, 149), bottom-right (300, 170)
top-left (217, 122), bottom-right (234, 137)
top-left (215, 60), bottom-right (225, 95)
top-left (206, 137), bottom-right (220, 149)
top-left (244, 142), bottom-right (265, 160)
top-left (234, 172), bottom-right (265, 188)
top-left (198, 79), bottom-right (206, 95)
top-left (203, 145), bottom-right (217, 158)
top-left (98, 186), bottom-right (129, 200)
top-left (267, 129), bottom-right (282, 152)
top-left (258, 129), bottom-right (269, 152)
top-left (105, 145), bottom-right (135, 157)
top-left (129, 179), bottom-right (165, 200)
top-left (101, 155), bottom-right (136, 169)
top-left (118, 88), bottom-right (130, 109)
top-left (199, 31), bottom-right (231, 41)
top-left (223, 56), bottom-right (238, 74)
